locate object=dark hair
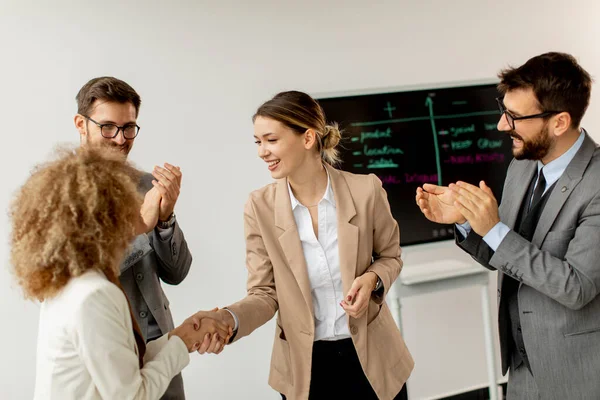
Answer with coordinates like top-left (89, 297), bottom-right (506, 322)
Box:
top-left (498, 52), bottom-right (592, 128)
top-left (253, 90), bottom-right (342, 165)
top-left (76, 77), bottom-right (141, 117)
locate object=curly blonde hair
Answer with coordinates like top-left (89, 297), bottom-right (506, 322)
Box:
top-left (10, 145), bottom-right (144, 301)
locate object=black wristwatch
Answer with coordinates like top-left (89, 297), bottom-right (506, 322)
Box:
top-left (373, 276), bottom-right (383, 292)
top-left (157, 212), bottom-right (176, 229)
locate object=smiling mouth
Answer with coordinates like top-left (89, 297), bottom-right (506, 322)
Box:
top-left (267, 159), bottom-right (280, 170)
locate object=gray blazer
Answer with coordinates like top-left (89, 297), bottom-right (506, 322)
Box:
top-left (458, 132), bottom-right (600, 399)
top-left (119, 173), bottom-right (193, 400)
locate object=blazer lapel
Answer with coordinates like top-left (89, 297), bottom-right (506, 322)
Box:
top-left (532, 133), bottom-right (596, 246)
top-left (274, 178), bottom-right (314, 316)
top-left (501, 161), bottom-right (537, 229)
top-left (326, 165), bottom-right (359, 297)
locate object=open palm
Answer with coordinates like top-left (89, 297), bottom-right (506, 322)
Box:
top-left (416, 184), bottom-right (465, 224)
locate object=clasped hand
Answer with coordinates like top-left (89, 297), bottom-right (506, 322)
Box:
top-left (170, 309), bottom-right (233, 353)
top-left (416, 180), bottom-right (500, 237)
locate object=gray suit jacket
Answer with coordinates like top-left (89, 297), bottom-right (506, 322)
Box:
top-left (119, 173), bottom-right (193, 400)
top-left (458, 132), bottom-right (600, 399)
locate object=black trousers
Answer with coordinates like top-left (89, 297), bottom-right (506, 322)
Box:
top-left (282, 338), bottom-right (407, 400)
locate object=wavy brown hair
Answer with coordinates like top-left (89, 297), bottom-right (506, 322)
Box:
top-left (10, 145), bottom-right (143, 301)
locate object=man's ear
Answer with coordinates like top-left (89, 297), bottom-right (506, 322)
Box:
top-left (74, 114), bottom-right (87, 137)
top-left (552, 111), bottom-right (572, 138)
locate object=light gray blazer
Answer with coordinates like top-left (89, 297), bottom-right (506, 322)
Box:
top-left (119, 173), bottom-right (193, 400)
top-left (458, 132), bottom-right (600, 399)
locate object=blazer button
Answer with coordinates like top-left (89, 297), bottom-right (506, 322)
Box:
top-left (139, 311), bottom-right (147, 318)
top-left (350, 325), bottom-right (358, 335)
top-left (136, 273), bottom-right (144, 281)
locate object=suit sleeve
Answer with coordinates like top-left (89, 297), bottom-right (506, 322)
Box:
top-left (148, 220), bottom-right (193, 285)
top-left (226, 197), bottom-right (279, 342)
top-left (489, 191), bottom-right (600, 310)
top-left (366, 174), bottom-right (402, 304)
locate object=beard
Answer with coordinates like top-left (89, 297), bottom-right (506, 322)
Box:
top-left (105, 141), bottom-right (132, 155)
top-left (83, 135), bottom-right (132, 156)
top-left (510, 123), bottom-right (554, 161)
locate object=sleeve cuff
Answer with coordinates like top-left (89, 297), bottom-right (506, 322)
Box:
top-left (455, 221), bottom-right (472, 239)
top-left (224, 308), bottom-right (239, 331)
top-left (482, 222), bottom-right (511, 251)
top-left (155, 226), bottom-right (174, 241)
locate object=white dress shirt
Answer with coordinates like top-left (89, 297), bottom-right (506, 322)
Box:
top-left (33, 269), bottom-right (189, 400)
top-left (287, 174), bottom-right (351, 341)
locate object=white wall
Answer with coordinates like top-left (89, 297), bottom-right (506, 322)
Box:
top-left (1, 1), bottom-right (599, 399)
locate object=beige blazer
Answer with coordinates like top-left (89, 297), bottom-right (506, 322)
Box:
top-left (227, 164), bottom-right (414, 400)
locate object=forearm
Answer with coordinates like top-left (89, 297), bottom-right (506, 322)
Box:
top-left (150, 222), bottom-right (192, 284)
top-left (455, 227), bottom-right (497, 271)
top-left (491, 230), bottom-right (598, 310)
top-left (366, 257), bottom-right (401, 303)
top-left (226, 290), bottom-right (278, 342)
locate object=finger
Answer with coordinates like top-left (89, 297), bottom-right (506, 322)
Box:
top-left (479, 181), bottom-right (496, 200)
top-left (152, 172), bottom-right (177, 198)
top-left (422, 183), bottom-right (446, 195)
top-left (344, 291), bottom-right (368, 314)
top-left (455, 181), bottom-right (489, 202)
top-left (154, 165), bottom-right (178, 184)
top-left (156, 172), bottom-right (179, 200)
top-left (454, 199), bottom-right (475, 220)
top-left (453, 192), bottom-right (479, 214)
top-left (208, 320), bottom-right (231, 338)
top-left (197, 333), bottom-right (211, 354)
top-left (153, 180), bottom-right (175, 204)
top-left (164, 163), bottom-right (183, 185)
top-left (450, 183), bottom-right (482, 206)
top-left (207, 333), bottom-right (221, 353)
top-left (345, 280), bottom-right (362, 304)
top-left (152, 169), bottom-right (179, 196)
top-left (189, 315), bottom-right (201, 330)
top-left (416, 187), bottom-right (429, 204)
top-left (152, 179), bottom-right (169, 198)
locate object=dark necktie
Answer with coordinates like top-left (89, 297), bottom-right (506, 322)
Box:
top-left (529, 168), bottom-right (546, 211)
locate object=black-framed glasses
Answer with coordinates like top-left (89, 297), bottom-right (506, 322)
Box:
top-left (495, 97), bottom-right (560, 130)
top-left (84, 116), bottom-right (140, 140)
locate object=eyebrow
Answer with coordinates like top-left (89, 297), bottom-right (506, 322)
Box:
top-left (97, 120), bottom-right (137, 125)
top-left (253, 132), bottom-right (274, 139)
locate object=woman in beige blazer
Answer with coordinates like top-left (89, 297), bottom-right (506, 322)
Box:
top-left (10, 146), bottom-right (229, 400)
top-left (204, 91), bottom-right (414, 399)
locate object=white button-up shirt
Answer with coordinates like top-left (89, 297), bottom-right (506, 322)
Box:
top-left (288, 174), bottom-right (350, 341)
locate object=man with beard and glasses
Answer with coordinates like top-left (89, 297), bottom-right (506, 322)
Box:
top-left (73, 77), bottom-right (194, 400)
top-left (416, 52), bottom-right (600, 399)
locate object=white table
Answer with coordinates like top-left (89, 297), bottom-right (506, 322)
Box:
top-left (387, 244), bottom-right (501, 400)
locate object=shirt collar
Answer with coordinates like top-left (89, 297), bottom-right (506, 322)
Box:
top-left (287, 170), bottom-right (335, 210)
top-left (537, 129), bottom-right (585, 184)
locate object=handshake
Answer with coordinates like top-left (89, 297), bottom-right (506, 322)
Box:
top-left (169, 308), bottom-right (235, 354)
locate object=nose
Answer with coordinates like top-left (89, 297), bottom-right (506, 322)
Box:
top-left (112, 130), bottom-right (127, 145)
top-left (497, 113), bottom-right (511, 132)
top-left (257, 144), bottom-right (269, 159)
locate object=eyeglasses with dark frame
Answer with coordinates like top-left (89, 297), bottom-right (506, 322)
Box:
top-left (495, 97), bottom-right (561, 130)
top-left (83, 116), bottom-right (140, 140)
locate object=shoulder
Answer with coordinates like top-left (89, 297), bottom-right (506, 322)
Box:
top-left (138, 172), bottom-right (154, 194)
top-left (246, 181), bottom-right (278, 208)
top-left (333, 168), bottom-right (381, 195)
top-left (61, 271), bottom-right (128, 318)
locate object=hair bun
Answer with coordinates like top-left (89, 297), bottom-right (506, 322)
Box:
top-left (322, 123), bottom-right (341, 150)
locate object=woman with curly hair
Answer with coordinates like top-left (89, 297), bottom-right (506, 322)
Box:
top-left (10, 146), bottom-right (229, 400)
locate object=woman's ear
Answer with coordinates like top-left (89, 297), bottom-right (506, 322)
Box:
top-left (304, 128), bottom-right (318, 150)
